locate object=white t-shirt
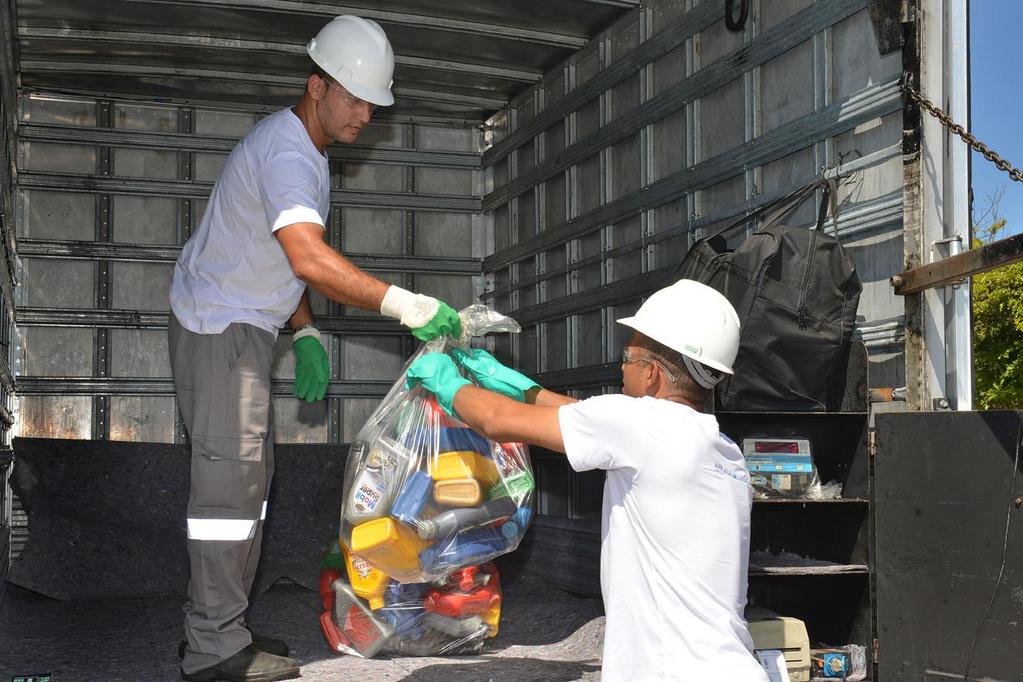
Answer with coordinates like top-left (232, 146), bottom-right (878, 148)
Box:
top-left (559, 395), bottom-right (768, 682)
top-left (170, 107), bottom-right (330, 336)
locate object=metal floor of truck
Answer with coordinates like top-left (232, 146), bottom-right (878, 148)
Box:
top-left (0, 573), bottom-right (604, 682)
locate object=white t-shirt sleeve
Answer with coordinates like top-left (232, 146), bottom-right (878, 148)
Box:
top-left (558, 395), bottom-right (643, 473)
top-left (258, 151), bottom-right (326, 233)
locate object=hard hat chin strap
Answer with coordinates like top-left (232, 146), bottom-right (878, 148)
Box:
top-left (682, 355), bottom-right (722, 389)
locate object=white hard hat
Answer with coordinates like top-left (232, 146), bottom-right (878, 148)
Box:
top-left (617, 279), bottom-right (741, 379)
top-left (307, 15), bottom-right (395, 107)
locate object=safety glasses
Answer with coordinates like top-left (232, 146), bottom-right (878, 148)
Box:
top-left (621, 347), bottom-right (676, 383)
top-left (326, 80), bottom-right (377, 114)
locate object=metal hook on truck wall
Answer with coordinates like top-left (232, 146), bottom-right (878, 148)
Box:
top-left (725, 0), bottom-right (749, 32)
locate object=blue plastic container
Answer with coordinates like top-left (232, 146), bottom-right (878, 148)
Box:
top-left (438, 427), bottom-right (492, 455)
top-left (380, 581), bottom-right (427, 639)
top-left (391, 470), bottom-right (433, 525)
top-left (419, 527), bottom-right (513, 573)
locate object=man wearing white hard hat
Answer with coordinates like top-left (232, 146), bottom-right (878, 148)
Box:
top-left (407, 280), bottom-right (768, 682)
top-left (170, 16), bottom-right (461, 681)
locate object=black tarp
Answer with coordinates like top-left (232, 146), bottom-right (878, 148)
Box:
top-left (9, 438), bottom-right (348, 599)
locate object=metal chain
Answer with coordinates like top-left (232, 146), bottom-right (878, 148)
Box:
top-left (902, 79), bottom-right (1023, 183)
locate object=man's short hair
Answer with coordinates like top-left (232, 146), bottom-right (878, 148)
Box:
top-left (309, 59), bottom-right (333, 84)
top-left (631, 333), bottom-right (711, 402)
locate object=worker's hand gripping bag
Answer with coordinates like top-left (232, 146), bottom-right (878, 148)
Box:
top-left (338, 304), bottom-right (535, 585)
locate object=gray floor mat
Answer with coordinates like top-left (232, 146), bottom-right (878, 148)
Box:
top-left (0, 573), bottom-right (604, 682)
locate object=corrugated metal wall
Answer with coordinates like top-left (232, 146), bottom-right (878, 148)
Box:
top-left (13, 93), bottom-right (484, 444)
top-left (482, 0), bottom-right (904, 519)
top-left (0, 4), bottom-right (17, 579)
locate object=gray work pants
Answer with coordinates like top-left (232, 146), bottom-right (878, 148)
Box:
top-left (169, 315), bottom-right (276, 674)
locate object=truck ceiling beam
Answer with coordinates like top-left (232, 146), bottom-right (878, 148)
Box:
top-left (119, 0), bottom-right (589, 48)
top-left (17, 27), bottom-right (542, 85)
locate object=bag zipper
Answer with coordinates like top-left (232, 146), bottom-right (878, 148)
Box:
top-left (797, 229), bottom-right (818, 330)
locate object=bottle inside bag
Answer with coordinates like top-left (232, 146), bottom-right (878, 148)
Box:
top-left (345, 436), bottom-right (413, 523)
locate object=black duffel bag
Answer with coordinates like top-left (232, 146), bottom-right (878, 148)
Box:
top-left (678, 176), bottom-right (861, 412)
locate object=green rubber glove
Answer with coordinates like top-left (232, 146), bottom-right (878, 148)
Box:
top-left (411, 301), bottom-right (462, 342)
top-left (293, 333), bottom-right (329, 402)
top-left (406, 353), bottom-right (471, 417)
top-left (451, 348), bottom-right (540, 402)
top-left (379, 286), bottom-right (463, 342)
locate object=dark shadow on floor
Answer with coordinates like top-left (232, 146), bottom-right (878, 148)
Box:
top-left (396, 658), bottom-right (602, 681)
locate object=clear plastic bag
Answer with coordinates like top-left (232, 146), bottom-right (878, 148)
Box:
top-left (810, 643), bottom-right (867, 681)
top-left (338, 305), bottom-right (535, 584)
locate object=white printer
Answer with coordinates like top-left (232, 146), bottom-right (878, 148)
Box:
top-left (746, 606), bottom-right (811, 682)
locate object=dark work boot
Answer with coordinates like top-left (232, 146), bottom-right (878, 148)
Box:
top-left (179, 633), bottom-right (290, 659)
top-left (180, 644), bottom-right (300, 682)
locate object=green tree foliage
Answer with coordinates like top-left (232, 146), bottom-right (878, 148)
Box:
top-left (972, 218), bottom-right (1023, 409)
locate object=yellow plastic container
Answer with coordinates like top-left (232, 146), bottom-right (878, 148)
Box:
top-left (432, 478), bottom-right (482, 507)
top-left (482, 599), bottom-right (502, 637)
top-left (342, 543), bottom-right (389, 610)
top-left (429, 451), bottom-right (499, 486)
top-left (350, 517), bottom-right (429, 575)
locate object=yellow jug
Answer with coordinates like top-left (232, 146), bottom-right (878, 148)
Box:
top-left (482, 599), bottom-right (502, 638)
top-left (341, 543), bottom-right (389, 610)
top-left (429, 451), bottom-right (499, 486)
top-left (432, 478), bottom-right (482, 507)
top-left (350, 517), bottom-right (429, 576)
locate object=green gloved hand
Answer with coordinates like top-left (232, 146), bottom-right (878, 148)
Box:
top-left (406, 353), bottom-right (471, 417)
top-left (451, 348), bottom-right (540, 402)
top-left (293, 330), bottom-right (329, 402)
top-left (379, 286), bottom-right (462, 341)
top-left (411, 301), bottom-right (461, 342)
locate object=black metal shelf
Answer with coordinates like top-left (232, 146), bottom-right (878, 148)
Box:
top-left (749, 565), bottom-right (870, 576)
top-left (754, 497), bottom-right (869, 504)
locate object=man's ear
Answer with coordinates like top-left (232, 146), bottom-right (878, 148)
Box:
top-left (308, 74), bottom-right (327, 100)
top-left (642, 362), bottom-right (659, 396)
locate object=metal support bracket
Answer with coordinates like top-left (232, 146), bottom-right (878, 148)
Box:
top-left (891, 232), bottom-right (1023, 295)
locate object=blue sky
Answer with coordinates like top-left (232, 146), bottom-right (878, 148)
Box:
top-left (971, 1), bottom-right (1023, 237)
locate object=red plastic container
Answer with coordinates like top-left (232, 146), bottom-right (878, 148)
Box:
top-left (319, 610), bottom-right (353, 654)
top-left (332, 578), bottom-right (393, 658)
top-left (319, 568), bottom-right (341, 611)
top-left (343, 605), bottom-right (392, 658)
top-left (422, 395), bottom-right (461, 428)
top-left (423, 585), bottom-right (499, 617)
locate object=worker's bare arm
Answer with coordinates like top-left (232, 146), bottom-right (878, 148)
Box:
top-left (453, 385), bottom-right (566, 454)
top-left (288, 289), bottom-right (315, 330)
top-left (527, 388), bottom-right (578, 408)
top-left (275, 222), bottom-right (389, 311)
